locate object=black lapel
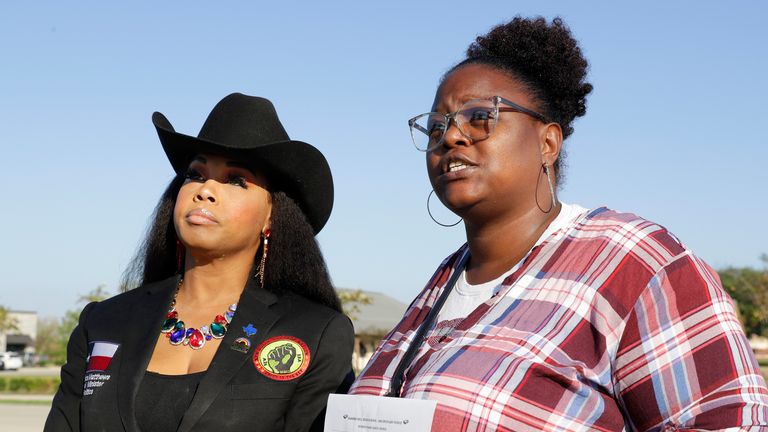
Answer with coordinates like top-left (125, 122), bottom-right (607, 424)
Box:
top-left (116, 276), bottom-right (178, 432)
top-left (177, 279), bottom-right (283, 432)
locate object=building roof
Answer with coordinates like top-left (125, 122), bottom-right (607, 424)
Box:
top-left (6, 334), bottom-right (34, 345)
top-left (338, 289), bottom-right (408, 336)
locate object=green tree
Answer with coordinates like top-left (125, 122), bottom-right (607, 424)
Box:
top-left (0, 305), bottom-right (20, 353)
top-left (60, 285), bottom-right (112, 341)
top-left (0, 305), bottom-right (19, 334)
top-left (719, 257), bottom-right (768, 337)
top-left (54, 309), bottom-right (81, 362)
top-left (36, 316), bottom-right (63, 364)
top-left (77, 284), bottom-right (111, 304)
top-left (338, 289), bottom-right (372, 321)
top-left (49, 286), bottom-right (113, 365)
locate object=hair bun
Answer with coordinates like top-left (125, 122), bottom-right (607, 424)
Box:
top-left (464, 16), bottom-right (593, 140)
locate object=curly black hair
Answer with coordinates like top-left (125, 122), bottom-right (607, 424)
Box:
top-left (448, 16), bottom-right (593, 184)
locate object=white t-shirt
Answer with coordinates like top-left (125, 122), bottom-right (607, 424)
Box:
top-left (436, 203), bottom-right (588, 324)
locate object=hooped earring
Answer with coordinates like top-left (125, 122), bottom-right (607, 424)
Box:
top-left (535, 162), bottom-right (557, 213)
top-left (427, 190), bottom-right (462, 227)
top-left (175, 239), bottom-right (185, 273)
top-left (256, 228), bottom-right (271, 288)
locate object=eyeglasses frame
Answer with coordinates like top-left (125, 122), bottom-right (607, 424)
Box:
top-left (407, 96), bottom-right (549, 152)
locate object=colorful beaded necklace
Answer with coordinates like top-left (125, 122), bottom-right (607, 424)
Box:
top-left (160, 281), bottom-right (237, 350)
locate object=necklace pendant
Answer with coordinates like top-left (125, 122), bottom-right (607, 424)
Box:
top-left (161, 316), bottom-right (178, 333)
top-left (210, 322), bottom-right (227, 339)
top-left (169, 321), bottom-right (186, 345)
top-left (188, 328), bottom-right (206, 349)
top-left (183, 328), bottom-right (195, 345)
top-left (161, 280), bottom-right (236, 350)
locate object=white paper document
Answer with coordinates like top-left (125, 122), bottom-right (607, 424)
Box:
top-left (325, 394), bottom-right (437, 432)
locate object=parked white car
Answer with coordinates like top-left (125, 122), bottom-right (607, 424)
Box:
top-left (0, 352), bottom-right (23, 370)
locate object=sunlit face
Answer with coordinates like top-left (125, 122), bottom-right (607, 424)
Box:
top-left (174, 153), bottom-right (272, 259)
top-left (427, 64), bottom-right (550, 220)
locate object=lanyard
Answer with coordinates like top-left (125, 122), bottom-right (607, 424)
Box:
top-left (385, 250), bottom-right (470, 398)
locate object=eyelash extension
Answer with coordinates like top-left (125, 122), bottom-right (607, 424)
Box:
top-left (228, 176), bottom-right (248, 189)
top-left (184, 169), bottom-right (204, 181)
top-left (184, 169), bottom-right (247, 189)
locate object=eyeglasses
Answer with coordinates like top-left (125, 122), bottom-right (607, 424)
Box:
top-left (407, 96), bottom-right (548, 152)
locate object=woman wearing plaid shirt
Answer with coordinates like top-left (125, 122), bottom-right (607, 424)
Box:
top-left (349, 17), bottom-right (768, 431)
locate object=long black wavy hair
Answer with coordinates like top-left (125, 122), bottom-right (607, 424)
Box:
top-left (121, 175), bottom-right (341, 312)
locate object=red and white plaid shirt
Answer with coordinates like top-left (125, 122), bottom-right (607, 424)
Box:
top-left (350, 208), bottom-right (768, 431)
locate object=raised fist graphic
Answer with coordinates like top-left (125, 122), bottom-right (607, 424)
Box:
top-left (267, 343), bottom-right (297, 373)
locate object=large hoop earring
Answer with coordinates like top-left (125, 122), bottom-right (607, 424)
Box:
top-left (535, 163), bottom-right (557, 213)
top-left (427, 190), bottom-right (461, 227)
top-left (255, 229), bottom-right (271, 288)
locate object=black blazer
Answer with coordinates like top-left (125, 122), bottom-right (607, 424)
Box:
top-left (45, 275), bottom-right (355, 432)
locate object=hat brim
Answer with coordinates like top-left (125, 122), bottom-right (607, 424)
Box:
top-left (152, 112), bottom-right (333, 234)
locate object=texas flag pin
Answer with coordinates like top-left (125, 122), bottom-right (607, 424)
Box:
top-left (86, 341), bottom-right (120, 372)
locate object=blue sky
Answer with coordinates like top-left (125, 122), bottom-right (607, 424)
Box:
top-left (2, 2), bottom-right (766, 318)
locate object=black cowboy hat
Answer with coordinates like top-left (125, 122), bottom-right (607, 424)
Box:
top-left (152, 93), bottom-right (333, 234)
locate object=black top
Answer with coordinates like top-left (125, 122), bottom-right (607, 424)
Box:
top-left (136, 371), bottom-right (206, 432)
top-left (44, 275), bottom-right (355, 432)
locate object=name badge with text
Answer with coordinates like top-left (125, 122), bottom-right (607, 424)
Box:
top-left (325, 394), bottom-right (436, 432)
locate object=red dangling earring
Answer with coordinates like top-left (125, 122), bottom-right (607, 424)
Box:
top-left (176, 239), bottom-right (185, 273)
top-left (256, 229), bottom-right (271, 288)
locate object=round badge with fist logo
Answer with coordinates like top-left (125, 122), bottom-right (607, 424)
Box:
top-left (253, 336), bottom-right (310, 380)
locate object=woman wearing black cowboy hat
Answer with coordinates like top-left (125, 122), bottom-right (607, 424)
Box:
top-left (45, 93), bottom-right (354, 432)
